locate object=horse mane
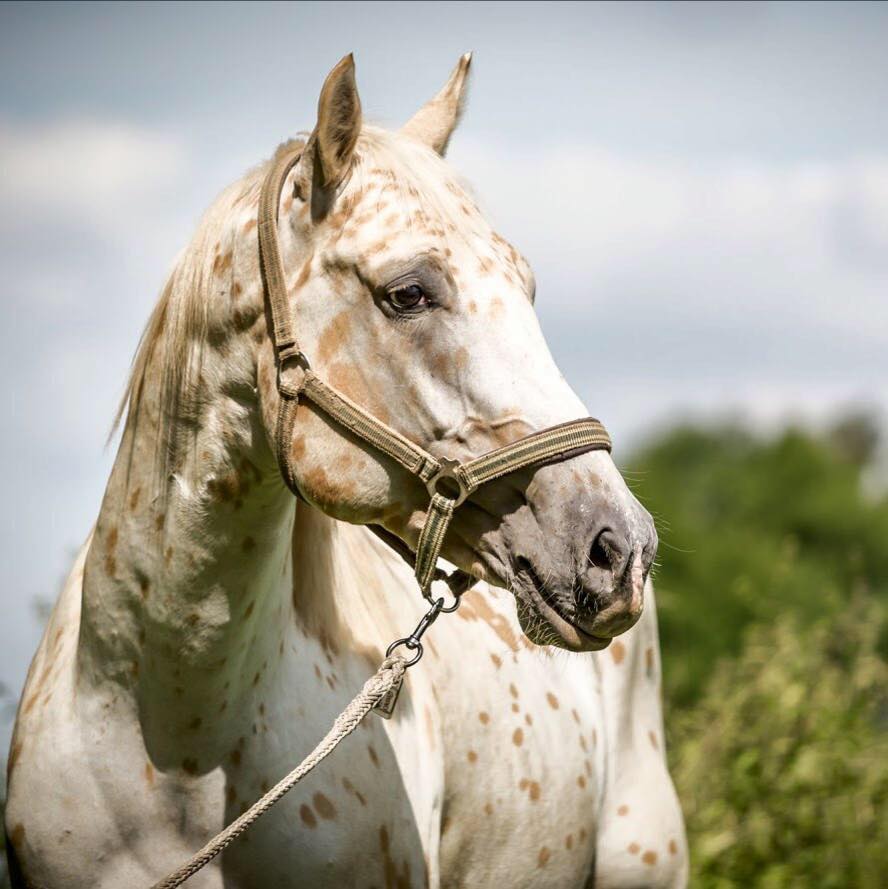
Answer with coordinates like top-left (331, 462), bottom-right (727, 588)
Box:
top-left (109, 140), bottom-right (304, 479)
top-left (111, 127), bottom-right (480, 487)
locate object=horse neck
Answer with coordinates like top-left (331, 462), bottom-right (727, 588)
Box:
top-left (78, 367), bottom-right (294, 714)
top-left (77, 172), bottom-right (300, 721)
top-left (76, 171), bottom-right (416, 760)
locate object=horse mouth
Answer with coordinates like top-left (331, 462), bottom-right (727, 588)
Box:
top-left (514, 559), bottom-right (612, 653)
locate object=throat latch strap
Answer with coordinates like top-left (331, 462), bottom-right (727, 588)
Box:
top-left (258, 145), bottom-right (613, 600)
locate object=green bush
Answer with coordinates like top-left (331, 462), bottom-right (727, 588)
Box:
top-left (670, 598), bottom-right (888, 888)
top-left (625, 418), bottom-right (888, 708)
top-left (625, 415), bottom-right (888, 887)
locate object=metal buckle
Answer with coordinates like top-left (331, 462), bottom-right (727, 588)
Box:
top-left (425, 458), bottom-right (469, 506)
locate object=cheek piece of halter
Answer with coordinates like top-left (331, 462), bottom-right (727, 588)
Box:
top-left (148, 146), bottom-right (613, 889)
top-left (258, 145), bottom-right (612, 665)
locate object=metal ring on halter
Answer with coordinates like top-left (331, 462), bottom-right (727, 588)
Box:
top-left (424, 578), bottom-right (463, 612)
top-left (385, 637), bottom-right (424, 667)
top-left (425, 457), bottom-right (469, 506)
top-left (276, 345), bottom-right (310, 395)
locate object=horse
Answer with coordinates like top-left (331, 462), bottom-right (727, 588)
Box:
top-left (5, 54), bottom-right (687, 888)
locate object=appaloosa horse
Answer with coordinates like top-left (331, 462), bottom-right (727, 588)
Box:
top-left (6, 54), bottom-right (687, 887)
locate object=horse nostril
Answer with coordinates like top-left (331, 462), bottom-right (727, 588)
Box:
top-left (588, 530), bottom-right (613, 571)
top-left (588, 528), bottom-right (629, 576)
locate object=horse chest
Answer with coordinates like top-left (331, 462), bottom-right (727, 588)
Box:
top-left (422, 591), bottom-right (607, 886)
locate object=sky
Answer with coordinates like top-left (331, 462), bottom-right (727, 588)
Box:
top-left (2, 1), bottom-right (887, 741)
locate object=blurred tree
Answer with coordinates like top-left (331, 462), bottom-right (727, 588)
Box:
top-left (624, 420), bottom-right (888, 708)
top-left (828, 411), bottom-right (881, 467)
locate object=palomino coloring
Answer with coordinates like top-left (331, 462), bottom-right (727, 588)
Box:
top-left (5, 54), bottom-right (687, 887)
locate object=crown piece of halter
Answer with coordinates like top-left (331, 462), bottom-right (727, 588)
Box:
top-left (258, 144), bottom-right (612, 602)
top-left (149, 138), bottom-right (616, 889)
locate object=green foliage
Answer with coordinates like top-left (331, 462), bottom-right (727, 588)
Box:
top-left (625, 419), bottom-right (888, 708)
top-left (671, 599), bottom-right (888, 888)
top-left (625, 415), bottom-right (888, 887)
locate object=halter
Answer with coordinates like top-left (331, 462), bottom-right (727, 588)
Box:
top-left (258, 144), bottom-right (612, 615)
top-left (151, 144), bottom-right (615, 888)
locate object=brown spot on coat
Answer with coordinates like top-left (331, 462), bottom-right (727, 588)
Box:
top-left (213, 251), bottom-right (233, 275)
top-left (294, 256), bottom-right (313, 289)
top-left (129, 486), bottom-right (141, 511)
top-left (300, 804), bottom-right (317, 828)
top-left (610, 640), bottom-right (626, 664)
top-left (628, 842), bottom-right (640, 855)
top-left (478, 711), bottom-right (490, 725)
top-left (649, 730), bottom-right (660, 750)
top-left (342, 777), bottom-right (367, 806)
top-left (512, 727), bottom-right (524, 747)
top-left (669, 839), bottom-right (679, 855)
top-left (537, 847), bottom-right (550, 867)
top-left (642, 850), bottom-right (658, 866)
top-left (467, 749), bottom-right (478, 764)
top-left (617, 804), bottom-right (629, 816)
top-left (458, 589), bottom-right (522, 652)
top-left (313, 792), bottom-right (336, 820)
top-left (546, 692), bottom-right (560, 710)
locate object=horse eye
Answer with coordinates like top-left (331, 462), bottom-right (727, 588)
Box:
top-left (389, 284), bottom-right (428, 312)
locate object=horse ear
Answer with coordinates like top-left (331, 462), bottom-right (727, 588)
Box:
top-left (313, 53), bottom-right (362, 191)
top-left (401, 53), bottom-right (472, 156)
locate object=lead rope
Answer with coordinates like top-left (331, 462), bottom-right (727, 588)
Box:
top-left (149, 142), bottom-right (614, 887)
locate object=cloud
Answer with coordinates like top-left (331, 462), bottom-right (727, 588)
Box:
top-left (0, 117), bottom-right (187, 221)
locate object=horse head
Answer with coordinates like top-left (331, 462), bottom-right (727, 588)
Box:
top-left (258, 54), bottom-right (658, 651)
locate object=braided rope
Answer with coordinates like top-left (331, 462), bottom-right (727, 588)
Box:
top-left (150, 656), bottom-right (407, 889)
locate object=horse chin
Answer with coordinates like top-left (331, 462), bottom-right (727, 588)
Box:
top-left (514, 578), bottom-right (613, 653)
